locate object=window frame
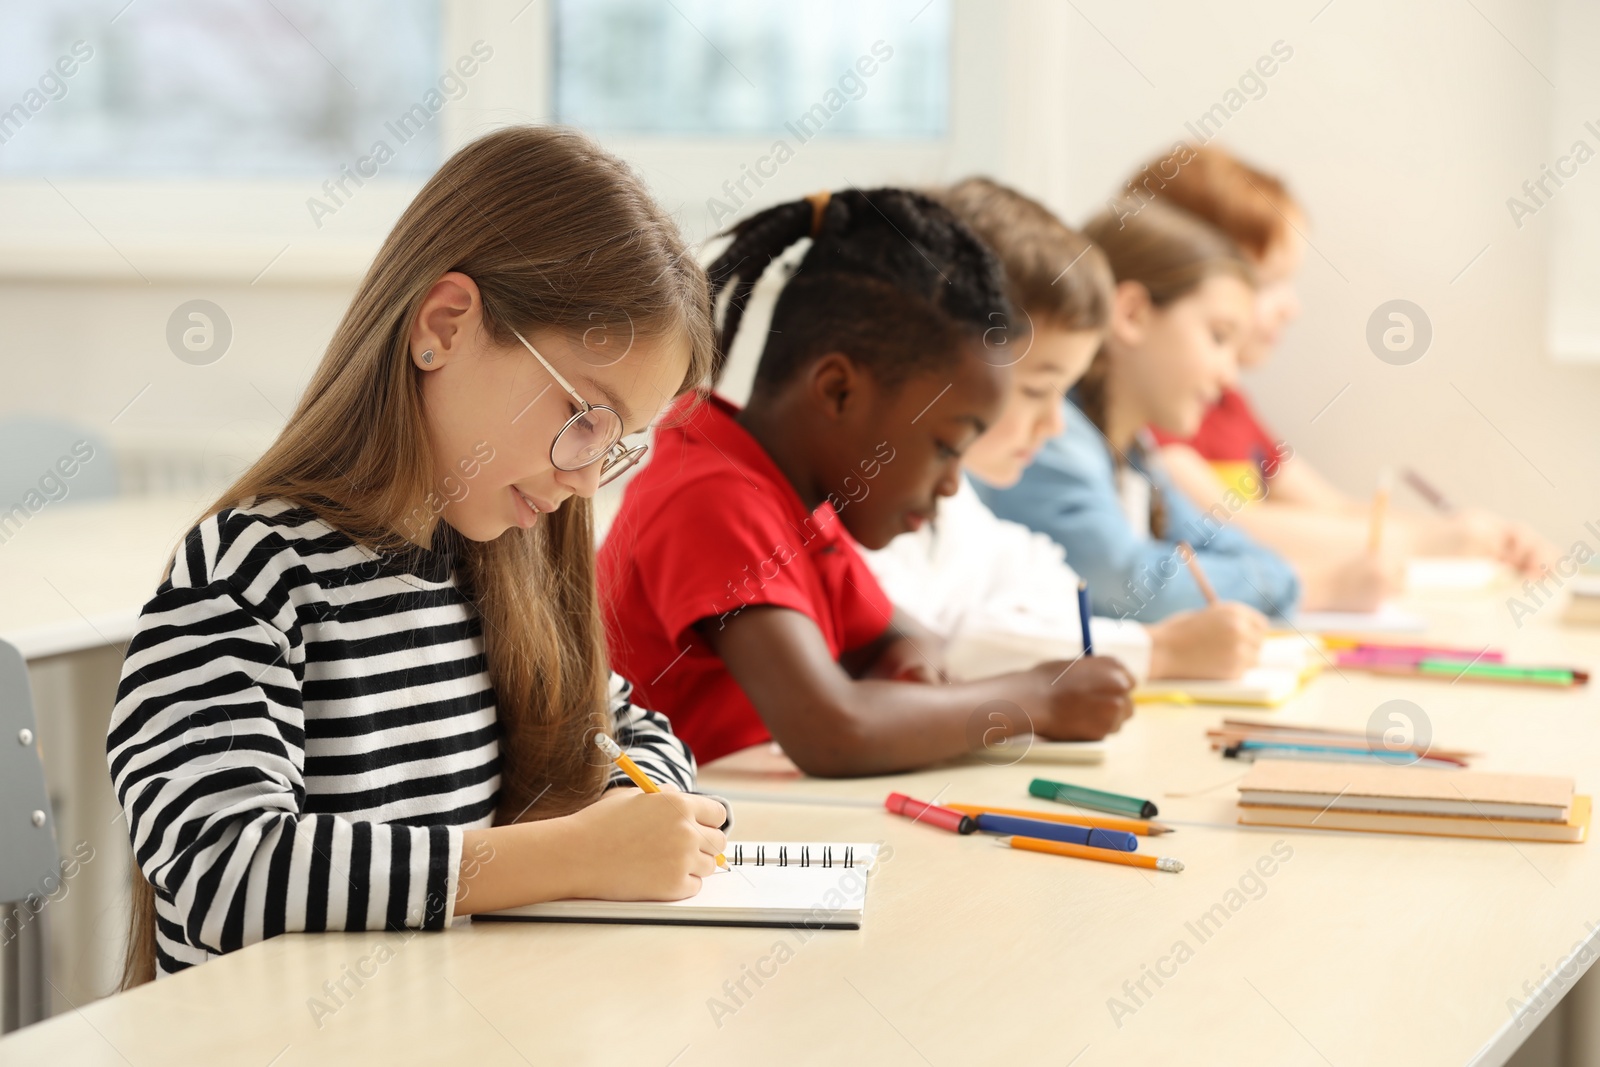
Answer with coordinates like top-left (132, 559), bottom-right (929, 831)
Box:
top-left (0, 0), bottom-right (1016, 282)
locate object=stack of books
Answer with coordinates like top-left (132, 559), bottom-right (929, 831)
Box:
top-left (1236, 759), bottom-right (1590, 843)
top-left (1562, 574), bottom-right (1600, 627)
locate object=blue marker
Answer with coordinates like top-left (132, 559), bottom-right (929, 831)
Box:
top-left (974, 812), bottom-right (1137, 852)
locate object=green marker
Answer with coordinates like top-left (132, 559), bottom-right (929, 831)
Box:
top-left (1416, 661), bottom-right (1575, 685)
top-left (1029, 778), bottom-right (1157, 819)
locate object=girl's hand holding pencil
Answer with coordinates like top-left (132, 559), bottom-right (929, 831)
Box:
top-left (563, 786), bottom-right (730, 901)
top-left (568, 735), bottom-right (729, 900)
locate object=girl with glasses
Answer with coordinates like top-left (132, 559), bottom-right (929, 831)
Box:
top-left (108, 126), bottom-right (729, 984)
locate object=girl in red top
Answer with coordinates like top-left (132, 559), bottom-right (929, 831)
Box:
top-left (599, 189), bottom-right (1133, 774)
top-left (1138, 145), bottom-right (1554, 596)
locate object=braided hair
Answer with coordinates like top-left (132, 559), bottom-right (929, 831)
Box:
top-left (707, 188), bottom-right (1013, 398)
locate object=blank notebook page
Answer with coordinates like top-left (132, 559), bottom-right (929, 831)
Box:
top-left (475, 842), bottom-right (881, 929)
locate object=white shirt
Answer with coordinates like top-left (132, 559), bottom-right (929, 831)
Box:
top-left (861, 476), bottom-right (1153, 682)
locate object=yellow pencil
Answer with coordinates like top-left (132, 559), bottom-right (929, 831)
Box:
top-left (1177, 541), bottom-right (1218, 606)
top-left (595, 734), bottom-right (726, 869)
top-left (993, 835), bottom-right (1184, 873)
top-left (1368, 468), bottom-right (1393, 554)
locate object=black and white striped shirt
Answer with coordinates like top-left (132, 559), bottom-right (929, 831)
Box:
top-left (107, 498), bottom-right (698, 977)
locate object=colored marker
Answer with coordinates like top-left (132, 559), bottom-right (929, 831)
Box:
top-left (945, 803), bottom-right (1173, 837)
top-left (1029, 778), bottom-right (1158, 819)
top-left (1415, 661), bottom-right (1585, 686)
top-left (885, 792), bottom-right (976, 834)
top-left (973, 812), bottom-right (1137, 851)
top-left (1337, 646), bottom-right (1499, 667)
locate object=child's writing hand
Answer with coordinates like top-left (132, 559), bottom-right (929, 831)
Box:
top-left (1146, 601), bottom-right (1268, 680)
top-left (1027, 656), bottom-right (1135, 741)
top-left (1495, 520), bottom-right (1557, 578)
top-left (1437, 509), bottom-right (1554, 577)
top-left (1318, 551), bottom-right (1402, 612)
top-left (565, 788), bottom-right (728, 901)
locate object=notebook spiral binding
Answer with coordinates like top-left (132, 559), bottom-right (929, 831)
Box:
top-left (727, 844), bottom-right (857, 868)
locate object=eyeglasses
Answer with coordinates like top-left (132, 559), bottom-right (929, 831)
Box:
top-left (510, 327), bottom-right (647, 488)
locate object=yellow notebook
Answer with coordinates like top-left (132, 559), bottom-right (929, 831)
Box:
top-left (1135, 636), bottom-right (1321, 708)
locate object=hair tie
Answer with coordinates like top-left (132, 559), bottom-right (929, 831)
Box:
top-left (805, 191), bottom-right (832, 238)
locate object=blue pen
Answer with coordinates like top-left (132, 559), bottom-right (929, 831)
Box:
top-left (974, 812), bottom-right (1137, 852)
top-left (1077, 579), bottom-right (1094, 657)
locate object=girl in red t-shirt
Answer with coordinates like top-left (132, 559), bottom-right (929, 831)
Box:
top-left (600, 189), bottom-right (1134, 775)
top-left (1135, 145), bottom-right (1553, 599)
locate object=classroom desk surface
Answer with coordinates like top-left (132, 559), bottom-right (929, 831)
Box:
top-left (0, 495), bottom-right (203, 660)
top-left (3, 586), bottom-right (1596, 1066)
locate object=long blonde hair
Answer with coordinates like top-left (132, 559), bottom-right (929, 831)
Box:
top-left (121, 125), bottom-right (713, 988)
top-left (1077, 198), bottom-right (1253, 538)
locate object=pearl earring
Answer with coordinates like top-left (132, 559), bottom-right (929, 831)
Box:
top-left (421, 350), bottom-right (434, 365)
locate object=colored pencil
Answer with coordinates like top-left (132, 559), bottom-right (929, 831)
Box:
top-left (993, 834), bottom-right (1184, 873)
top-left (1368, 468), bottom-right (1393, 553)
top-left (1402, 467), bottom-right (1454, 513)
top-left (1177, 541), bottom-right (1218, 605)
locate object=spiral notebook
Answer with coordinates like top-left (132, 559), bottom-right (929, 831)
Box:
top-left (475, 842), bottom-right (881, 930)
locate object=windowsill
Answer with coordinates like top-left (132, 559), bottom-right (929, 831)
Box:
top-left (0, 239), bottom-right (381, 284)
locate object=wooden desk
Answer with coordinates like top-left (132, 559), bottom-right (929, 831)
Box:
top-left (2, 588), bottom-right (1597, 1065)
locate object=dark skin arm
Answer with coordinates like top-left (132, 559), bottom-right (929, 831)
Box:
top-left (838, 608), bottom-right (946, 683)
top-left (699, 605), bottom-right (1134, 778)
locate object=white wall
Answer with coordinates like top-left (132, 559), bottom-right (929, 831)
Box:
top-left (1035, 0), bottom-right (1595, 547)
top-left (4, 0), bottom-right (1594, 546)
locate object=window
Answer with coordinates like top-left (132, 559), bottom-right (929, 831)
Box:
top-left (553, 0), bottom-right (949, 137)
top-left (0, 0), bottom-right (442, 177)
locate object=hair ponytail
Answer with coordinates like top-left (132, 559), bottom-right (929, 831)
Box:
top-left (707, 200), bottom-right (817, 382)
top-left (707, 187), bottom-right (1012, 396)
